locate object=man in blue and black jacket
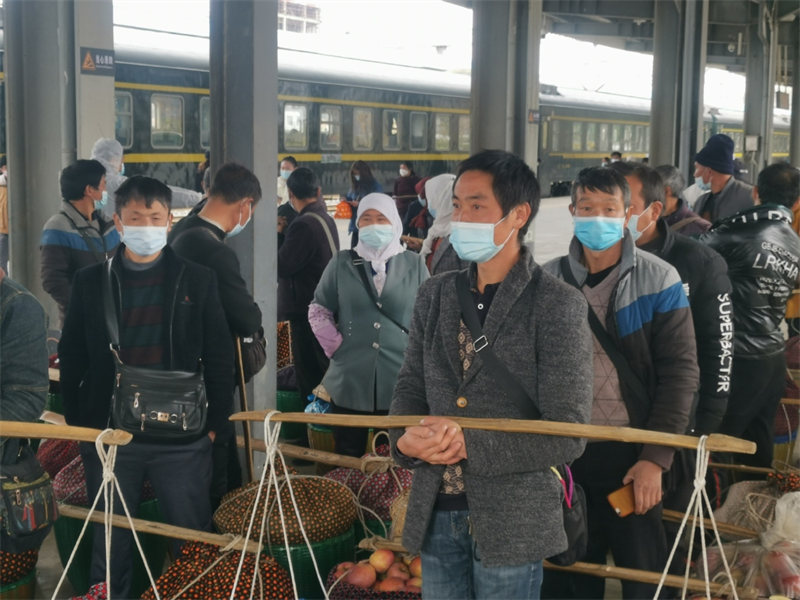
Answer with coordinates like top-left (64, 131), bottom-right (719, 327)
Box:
top-left (59, 176), bottom-right (233, 599)
top-left (543, 166), bottom-right (699, 600)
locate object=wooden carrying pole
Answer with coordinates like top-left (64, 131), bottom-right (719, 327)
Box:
top-left (661, 509), bottom-right (758, 540)
top-left (58, 504), bottom-right (261, 554)
top-left (0, 421), bottom-right (132, 446)
top-left (234, 337), bottom-right (255, 482)
top-left (545, 561), bottom-right (757, 599)
top-left (230, 412), bottom-right (757, 454)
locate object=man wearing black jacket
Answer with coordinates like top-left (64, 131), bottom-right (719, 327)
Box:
top-left (278, 167), bottom-right (339, 402)
top-left (616, 163), bottom-right (733, 434)
top-left (169, 162), bottom-right (262, 507)
top-left (59, 176), bottom-right (234, 599)
top-left (701, 163), bottom-right (800, 467)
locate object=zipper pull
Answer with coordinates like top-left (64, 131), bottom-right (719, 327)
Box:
top-left (182, 412), bottom-right (187, 431)
top-left (116, 372), bottom-right (121, 387)
top-left (140, 413), bottom-right (146, 431)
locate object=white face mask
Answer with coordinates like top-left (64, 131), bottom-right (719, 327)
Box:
top-left (122, 225), bottom-right (168, 257)
top-left (399, 168), bottom-right (409, 177)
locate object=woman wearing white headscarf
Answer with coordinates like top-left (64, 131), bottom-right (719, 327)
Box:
top-left (309, 193), bottom-right (429, 456)
top-left (418, 173), bottom-right (468, 275)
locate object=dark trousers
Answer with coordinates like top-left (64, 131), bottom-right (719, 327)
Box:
top-left (81, 436), bottom-right (213, 599)
top-left (289, 316), bottom-right (329, 403)
top-left (330, 404), bottom-right (387, 458)
top-left (210, 428), bottom-right (242, 511)
top-left (542, 442), bottom-right (668, 600)
top-left (719, 353), bottom-right (785, 468)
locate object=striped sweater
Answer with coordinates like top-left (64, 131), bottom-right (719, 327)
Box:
top-left (40, 201), bottom-right (120, 323)
top-left (543, 232), bottom-right (699, 469)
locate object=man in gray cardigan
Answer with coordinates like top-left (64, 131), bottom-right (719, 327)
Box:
top-left (389, 150), bottom-right (593, 599)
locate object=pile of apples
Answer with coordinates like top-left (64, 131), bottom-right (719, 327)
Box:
top-left (333, 549), bottom-right (422, 594)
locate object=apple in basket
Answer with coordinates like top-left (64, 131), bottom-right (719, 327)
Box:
top-left (333, 561), bottom-right (355, 580)
top-left (374, 577), bottom-right (406, 593)
top-left (409, 556), bottom-right (422, 578)
top-left (386, 561), bottom-right (410, 581)
top-left (343, 562), bottom-right (377, 588)
top-left (369, 549), bottom-right (396, 574)
top-left (406, 576), bottom-right (422, 593)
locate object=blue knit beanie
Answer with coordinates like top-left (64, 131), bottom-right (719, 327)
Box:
top-left (695, 134), bottom-right (734, 175)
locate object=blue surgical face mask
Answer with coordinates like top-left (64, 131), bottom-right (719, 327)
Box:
top-left (418, 195), bottom-right (427, 208)
top-left (120, 164), bottom-right (125, 176)
top-left (573, 216), bottom-right (625, 251)
top-left (280, 169), bottom-right (292, 180)
top-left (359, 224), bottom-right (394, 249)
top-left (122, 225), bottom-right (168, 257)
top-left (626, 206), bottom-right (653, 243)
top-left (450, 216), bottom-right (514, 263)
top-left (228, 202), bottom-right (252, 238)
top-left (429, 206), bottom-right (437, 218)
top-left (695, 176), bottom-right (711, 192)
top-left (94, 190), bottom-right (108, 211)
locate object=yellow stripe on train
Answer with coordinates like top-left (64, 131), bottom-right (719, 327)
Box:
top-left (124, 152), bottom-right (469, 164)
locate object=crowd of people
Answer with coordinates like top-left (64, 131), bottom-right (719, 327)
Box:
top-left (1, 132), bottom-right (799, 600)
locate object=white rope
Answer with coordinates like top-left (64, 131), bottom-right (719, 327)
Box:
top-left (50, 430), bottom-right (162, 600)
top-left (229, 411), bottom-right (330, 600)
top-left (654, 435), bottom-right (739, 600)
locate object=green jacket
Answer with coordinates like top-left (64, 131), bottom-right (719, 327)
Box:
top-left (313, 249), bottom-right (429, 411)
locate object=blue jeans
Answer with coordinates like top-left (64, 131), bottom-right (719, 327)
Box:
top-left (421, 509), bottom-right (543, 600)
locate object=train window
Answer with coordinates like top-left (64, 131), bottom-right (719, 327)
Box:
top-left (585, 123), bottom-right (597, 151)
top-left (634, 126), bottom-right (645, 152)
top-left (733, 131), bottom-right (744, 153)
top-left (435, 114), bottom-right (451, 151)
top-left (572, 122), bottom-right (583, 151)
top-left (644, 126), bottom-right (650, 153)
top-left (199, 96), bottom-right (211, 149)
top-left (598, 123), bottom-right (610, 152)
top-left (320, 105), bottom-right (342, 150)
top-left (551, 120), bottom-right (561, 152)
top-left (410, 112), bottom-right (428, 151)
top-left (623, 125), bottom-right (633, 152)
top-left (611, 124), bottom-right (622, 153)
top-left (151, 94), bottom-right (184, 149)
top-left (382, 110), bottom-right (402, 150)
top-left (458, 115), bottom-right (470, 152)
top-left (283, 102), bottom-right (308, 150)
top-left (115, 92), bottom-right (133, 150)
top-left (353, 107), bottom-right (374, 151)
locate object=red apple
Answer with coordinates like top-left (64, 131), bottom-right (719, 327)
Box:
top-left (409, 556), bottom-right (422, 578)
top-left (408, 576), bottom-right (422, 587)
top-left (343, 563), bottom-right (376, 588)
top-left (333, 561), bottom-right (354, 580)
top-left (386, 562), bottom-right (410, 580)
top-left (369, 549), bottom-right (396, 574)
top-left (374, 577), bottom-right (406, 592)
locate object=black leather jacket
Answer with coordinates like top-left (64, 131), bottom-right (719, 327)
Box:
top-left (700, 204), bottom-right (800, 358)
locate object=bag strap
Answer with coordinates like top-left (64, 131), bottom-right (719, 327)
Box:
top-left (349, 250), bottom-right (409, 335)
top-left (455, 270), bottom-right (541, 420)
top-left (101, 259), bottom-right (122, 355)
top-left (307, 212), bottom-right (337, 256)
top-left (559, 256), bottom-right (649, 402)
top-left (670, 215), bottom-right (703, 232)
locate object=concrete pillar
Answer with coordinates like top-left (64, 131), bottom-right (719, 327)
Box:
top-left (651, 0), bottom-right (681, 166)
top-left (73, 1), bottom-right (115, 159)
top-left (678, 0), bottom-right (708, 181)
top-left (744, 0), bottom-right (776, 179)
top-left (523, 0), bottom-right (543, 172)
top-left (471, 0), bottom-right (514, 152)
top-left (789, 22), bottom-right (800, 166)
top-left (4, 0), bottom-right (75, 321)
top-left (209, 1), bottom-right (278, 429)
top-left (471, 0), bottom-right (542, 170)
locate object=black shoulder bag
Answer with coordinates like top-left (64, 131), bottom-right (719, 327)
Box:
top-left (455, 270), bottom-right (587, 566)
top-left (349, 250), bottom-right (408, 335)
top-left (0, 440), bottom-right (59, 553)
top-left (102, 260), bottom-right (208, 438)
